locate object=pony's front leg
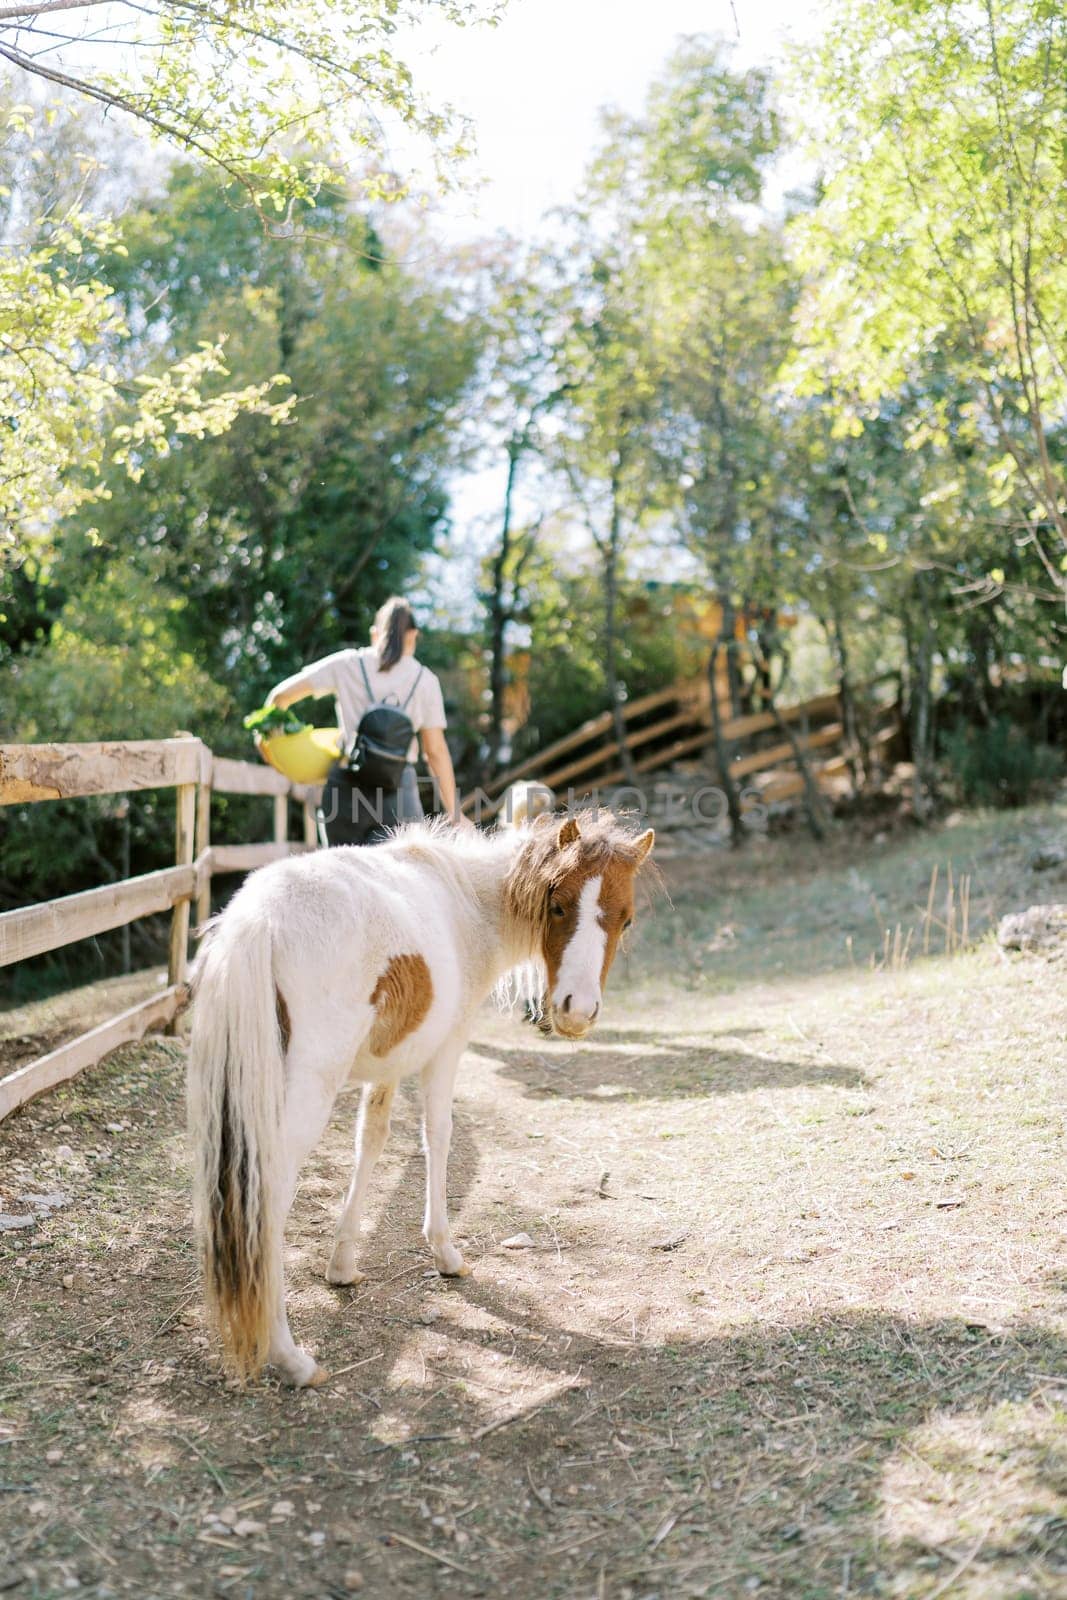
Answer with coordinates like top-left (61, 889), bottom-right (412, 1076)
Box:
top-left (421, 1044), bottom-right (469, 1277)
top-left (326, 1082), bottom-right (395, 1285)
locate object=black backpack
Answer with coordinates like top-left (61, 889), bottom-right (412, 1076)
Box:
top-left (345, 655), bottom-right (423, 792)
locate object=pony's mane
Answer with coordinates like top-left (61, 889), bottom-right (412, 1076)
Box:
top-left (358, 810), bottom-right (654, 1017)
top-left (502, 809), bottom-right (653, 953)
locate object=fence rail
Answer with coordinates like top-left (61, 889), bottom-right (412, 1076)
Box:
top-left (0, 738), bottom-right (319, 1122)
top-left (474, 684), bottom-right (890, 817)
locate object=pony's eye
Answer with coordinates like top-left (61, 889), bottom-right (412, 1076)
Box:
top-left (549, 899), bottom-right (566, 920)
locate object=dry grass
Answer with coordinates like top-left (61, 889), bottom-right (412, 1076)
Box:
top-left (2, 802), bottom-right (1067, 1598)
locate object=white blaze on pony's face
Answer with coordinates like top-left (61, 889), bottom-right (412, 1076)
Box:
top-left (551, 874), bottom-right (606, 1027)
top-left (543, 817), bottom-right (654, 1040)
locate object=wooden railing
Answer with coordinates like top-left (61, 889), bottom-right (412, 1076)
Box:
top-left (0, 738), bottom-right (319, 1122)
top-left (472, 683), bottom-right (894, 815)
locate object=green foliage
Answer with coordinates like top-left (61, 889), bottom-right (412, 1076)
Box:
top-left (0, 134), bottom-right (483, 957)
top-left (943, 718), bottom-right (1063, 808)
top-left (1, 1), bottom-right (501, 210)
top-left (0, 103), bottom-right (291, 556)
top-left (791, 0), bottom-right (1067, 573)
top-left (242, 705), bottom-right (311, 737)
top-left (37, 162), bottom-right (483, 736)
top-left (514, 551), bottom-right (707, 757)
top-left (0, 0), bottom-right (499, 559)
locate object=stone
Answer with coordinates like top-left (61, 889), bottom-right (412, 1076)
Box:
top-left (17, 1191), bottom-right (69, 1212)
top-left (997, 904), bottom-right (1067, 953)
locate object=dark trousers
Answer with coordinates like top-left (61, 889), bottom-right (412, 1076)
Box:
top-left (319, 763), bottom-right (424, 848)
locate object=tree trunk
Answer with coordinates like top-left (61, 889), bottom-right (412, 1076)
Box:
top-left (708, 638), bottom-right (745, 846)
top-left (963, 611), bottom-right (995, 726)
top-left (756, 629), bottom-right (829, 842)
top-left (720, 595), bottom-right (745, 718)
top-left (827, 595), bottom-right (866, 794)
top-left (771, 700), bottom-right (829, 841)
top-left (605, 467), bottom-right (639, 788)
top-left (485, 441), bottom-right (520, 784)
top-left (910, 573), bottom-right (937, 823)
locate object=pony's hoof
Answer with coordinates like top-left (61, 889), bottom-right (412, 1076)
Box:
top-left (436, 1254), bottom-right (472, 1279)
top-left (326, 1254), bottom-right (365, 1286)
top-left (274, 1346), bottom-right (325, 1388)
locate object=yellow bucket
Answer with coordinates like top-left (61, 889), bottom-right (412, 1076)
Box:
top-left (259, 727), bottom-right (342, 784)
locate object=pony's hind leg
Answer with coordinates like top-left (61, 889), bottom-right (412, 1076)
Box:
top-left (421, 1043), bottom-right (469, 1278)
top-left (267, 1044), bottom-right (349, 1387)
top-left (326, 1081), bottom-right (395, 1285)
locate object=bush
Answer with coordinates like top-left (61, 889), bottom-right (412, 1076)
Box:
top-left (943, 718), bottom-right (1063, 808)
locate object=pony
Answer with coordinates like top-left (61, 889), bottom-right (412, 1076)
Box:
top-left (187, 810), bottom-right (654, 1387)
top-left (496, 780), bottom-right (556, 829)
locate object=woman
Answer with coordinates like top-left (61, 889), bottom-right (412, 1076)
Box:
top-left (266, 596), bottom-right (464, 846)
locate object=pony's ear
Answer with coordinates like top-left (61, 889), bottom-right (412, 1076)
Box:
top-left (557, 817), bottom-right (581, 850)
top-left (633, 828), bottom-right (655, 864)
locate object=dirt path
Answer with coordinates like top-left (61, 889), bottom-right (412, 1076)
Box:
top-left (3, 814), bottom-right (1067, 1598)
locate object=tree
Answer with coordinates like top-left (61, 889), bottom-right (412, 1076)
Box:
top-left (580, 38), bottom-right (790, 834)
top-left (792, 0), bottom-right (1067, 595)
top-left (0, 0), bottom-right (500, 561)
top-left (473, 244), bottom-right (570, 778)
top-left (0, 99), bottom-right (291, 557)
top-left (30, 164), bottom-right (485, 726)
top-left (0, 0), bottom-right (498, 206)
top-left (552, 241), bottom-right (661, 787)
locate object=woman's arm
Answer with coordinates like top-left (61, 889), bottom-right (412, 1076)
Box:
top-left (420, 727), bottom-right (467, 824)
top-left (265, 668), bottom-right (331, 709)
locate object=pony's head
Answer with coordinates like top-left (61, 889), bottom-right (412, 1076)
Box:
top-left (504, 811), bottom-right (655, 1039)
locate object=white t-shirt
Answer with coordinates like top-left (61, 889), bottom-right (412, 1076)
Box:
top-left (302, 646), bottom-right (447, 758)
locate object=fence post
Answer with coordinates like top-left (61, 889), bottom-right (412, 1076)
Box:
top-left (167, 749), bottom-right (198, 1029)
top-left (273, 793), bottom-right (288, 851)
top-left (195, 747), bottom-right (212, 930)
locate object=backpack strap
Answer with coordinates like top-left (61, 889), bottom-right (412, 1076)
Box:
top-left (358, 650), bottom-right (375, 703)
top-left (400, 665), bottom-right (424, 713)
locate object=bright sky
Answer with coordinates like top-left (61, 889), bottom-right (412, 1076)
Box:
top-left (403, 0), bottom-right (822, 238)
top-left (403, 0), bottom-right (824, 620)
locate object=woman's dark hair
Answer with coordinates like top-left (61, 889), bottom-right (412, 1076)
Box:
top-left (373, 596), bottom-right (417, 672)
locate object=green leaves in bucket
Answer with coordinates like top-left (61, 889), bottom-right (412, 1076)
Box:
top-left (243, 704), bottom-right (311, 738)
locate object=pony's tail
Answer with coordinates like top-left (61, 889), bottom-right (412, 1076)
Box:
top-left (187, 910), bottom-right (285, 1382)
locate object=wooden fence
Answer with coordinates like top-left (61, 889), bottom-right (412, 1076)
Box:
top-left (0, 738), bottom-right (319, 1123)
top-left (471, 681), bottom-right (901, 816)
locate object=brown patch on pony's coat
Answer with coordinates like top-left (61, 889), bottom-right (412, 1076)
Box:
top-left (368, 953), bottom-right (433, 1056)
top-left (275, 986), bottom-right (291, 1053)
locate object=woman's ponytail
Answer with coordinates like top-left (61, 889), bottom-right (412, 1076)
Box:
top-left (373, 596), bottom-right (416, 672)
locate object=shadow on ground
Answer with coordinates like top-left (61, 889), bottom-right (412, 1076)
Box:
top-left (4, 1039), bottom-right (1065, 1599)
top-left (469, 1028), bottom-right (868, 1102)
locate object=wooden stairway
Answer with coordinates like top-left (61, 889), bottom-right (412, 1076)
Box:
top-left (467, 680), bottom-right (901, 817)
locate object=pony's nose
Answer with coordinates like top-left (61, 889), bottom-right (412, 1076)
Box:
top-left (561, 994), bottom-right (598, 1021)
top-left (558, 994), bottom-right (599, 1028)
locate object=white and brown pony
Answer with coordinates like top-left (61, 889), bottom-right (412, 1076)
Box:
top-left (496, 780), bottom-right (556, 829)
top-left (187, 811), bottom-right (654, 1387)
